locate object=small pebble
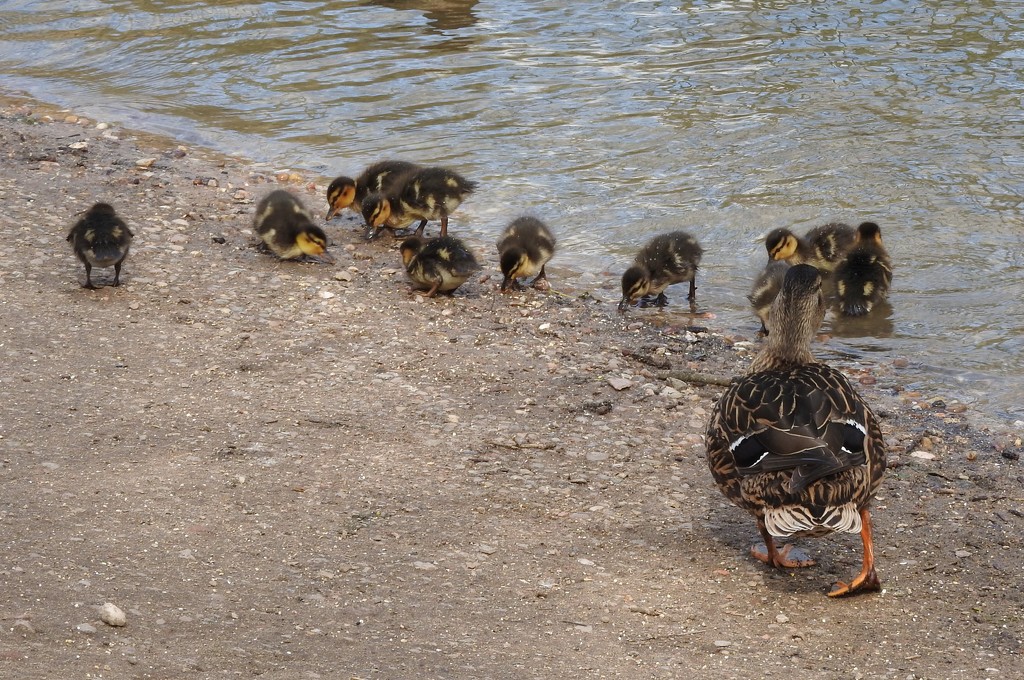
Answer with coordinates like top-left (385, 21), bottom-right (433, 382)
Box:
top-left (99, 602), bottom-right (127, 627)
top-left (136, 157), bottom-right (156, 168)
top-left (607, 377), bottom-right (633, 391)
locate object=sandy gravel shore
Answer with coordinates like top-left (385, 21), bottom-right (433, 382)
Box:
top-left (1, 94), bottom-right (1021, 679)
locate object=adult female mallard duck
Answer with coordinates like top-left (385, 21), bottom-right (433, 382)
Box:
top-left (705, 264), bottom-right (887, 597)
top-left (325, 160), bottom-right (421, 220)
top-left (254, 190), bottom-right (333, 262)
top-left (835, 221), bottom-right (892, 317)
top-left (747, 259), bottom-right (791, 335)
top-left (361, 166), bottom-right (478, 240)
top-left (400, 235), bottom-right (480, 297)
top-left (765, 222), bottom-right (855, 273)
top-left (497, 216), bottom-right (556, 292)
top-left (66, 202), bottom-right (134, 288)
top-left (619, 230), bottom-right (703, 310)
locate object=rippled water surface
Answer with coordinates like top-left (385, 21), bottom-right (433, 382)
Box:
top-left (2, 1), bottom-right (1023, 420)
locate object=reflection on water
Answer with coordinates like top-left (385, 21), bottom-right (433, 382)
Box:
top-left (368, 0), bottom-right (479, 32)
top-left (0, 1), bottom-right (1022, 422)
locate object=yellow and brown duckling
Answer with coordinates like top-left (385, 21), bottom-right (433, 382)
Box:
top-left (705, 264), bottom-right (887, 597)
top-left (497, 216), bottom-right (556, 292)
top-left (254, 190), bottom-right (333, 262)
top-left (619, 230), bottom-right (703, 311)
top-left (835, 221), bottom-right (892, 317)
top-left (747, 259), bottom-right (791, 335)
top-left (66, 202), bottom-right (134, 289)
top-left (765, 222), bottom-right (855, 273)
top-left (400, 235), bottom-right (480, 297)
top-left (325, 160), bottom-right (422, 220)
top-left (362, 166), bottom-right (478, 240)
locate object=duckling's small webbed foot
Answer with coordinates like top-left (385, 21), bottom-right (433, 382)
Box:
top-left (531, 267), bottom-right (550, 291)
top-left (654, 292), bottom-right (669, 307)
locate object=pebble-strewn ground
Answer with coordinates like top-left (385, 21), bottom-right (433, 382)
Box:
top-left (1, 95), bottom-right (1022, 679)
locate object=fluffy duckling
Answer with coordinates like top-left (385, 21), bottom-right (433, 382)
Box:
top-left (400, 235), bottom-right (480, 297)
top-left (66, 202), bottom-right (134, 289)
top-left (619, 231), bottom-right (703, 311)
top-left (254, 190), bottom-right (333, 262)
top-left (705, 264), bottom-right (887, 597)
top-left (362, 166), bottom-right (478, 240)
top-left (835, 222), bottom-right (892, 317)
top-left (325, 160), bottom-right (421, 220)
top-left (765, 222), bottom-right (855, 273)
top-left (747, 260), bottom-right (791, 334)
top-left (497, 216), bottom-right (556, 292)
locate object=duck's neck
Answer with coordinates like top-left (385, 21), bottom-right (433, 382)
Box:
top-left (751, 312), bottom-right (817, 373)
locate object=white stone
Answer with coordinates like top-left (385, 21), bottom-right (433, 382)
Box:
top-left (99, 603), bottom-right (126, 627)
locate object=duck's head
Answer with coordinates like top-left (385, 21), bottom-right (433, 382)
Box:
top-left (85, 202), bottom-right (118, 219)
top-left (361, 194), bottom-right (392, 239)
top-left (296, 224), bottom-right (334, 262)
top-left (400, 236), bottom-right (424, 268)
top-left (325, 176), bottom-right (356, 220)
top-left (499, 248), bottom-right (528, 291)
top-left (764, 263), bottom-right (825, 349)
top-left (619, 265), bottom-right (650, 311)
top-left (765, 228), bottom-right (800, 261)
top-left (855, 221), bottom-right (883, 246)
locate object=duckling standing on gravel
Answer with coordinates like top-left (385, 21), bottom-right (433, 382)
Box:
top-left (835, 221), bottom-right (892, 317)
top-left (362, 166), bottom-right (477, 240)
top-left (497, 216), bottom-right (556, 292)
top-left (325, 160), bottom-right (422, 220)
top-left (619, 230), bottom-right (703, 311)
top-left (765, 222), bottom-right (855, 273)
top-left (66, 202), bottom-right (134, 289)
top-left (400, 235), bottom-right (480, 297)
top-left (254, 190), bottom-right (333, 262)
top-left (705, 264), bottom-right (887, 597)
top-left (748, 260), bottom-right (791, 334)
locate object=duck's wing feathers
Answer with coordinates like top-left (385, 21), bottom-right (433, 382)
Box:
top-left (718, 363), bottom-right (870, 494)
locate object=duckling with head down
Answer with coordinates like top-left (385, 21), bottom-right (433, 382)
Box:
top-left (705, 264), bottom-right (887, 597)
top-left (747, 259), bottom-right (791, 335)
top-left (67, 202), bottom-right (134, 289)
top-left (497, 216), bottom-right (556, 292)
top-left (619, 230), bottom-right (703, 311)
top-left (362, 166), bottom-right (477, 240)
top-left (400, 235), bottom-right (480, 297)
top-left (835, 221), bottom-right (892, 317)
top-left (325, 160), bottom-right (422, 220)
top-left (254, 190), bottom-right (333, 262)
top-left (765, 222), bottom-right (855, 273)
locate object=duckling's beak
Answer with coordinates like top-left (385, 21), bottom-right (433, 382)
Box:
top-left (319, 250), bottom-right (336, 264)
top-left (366, 226), bottom-right (382, 241)
top-left (500, 275), bottom-right (512, 292)
top-left (325, 207), bottom-right (339, 221)
top-left (617, 296), bottom-right (631, 312)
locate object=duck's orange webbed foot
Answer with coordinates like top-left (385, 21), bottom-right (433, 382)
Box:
top-left (751, 542), bottom-right (817, 569)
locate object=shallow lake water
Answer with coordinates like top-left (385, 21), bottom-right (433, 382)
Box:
top-left (2, 1), bottom-right (1022, 421)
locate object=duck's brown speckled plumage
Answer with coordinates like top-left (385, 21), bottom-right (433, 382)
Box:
top-left (619, 230), bottom-right (703, 310)
top-left (706, 264), bottom-right (886, 597)
top-left (835, 221), bottom-right (892, 317)
top-left (765, 222), bottom-right (855, 273)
